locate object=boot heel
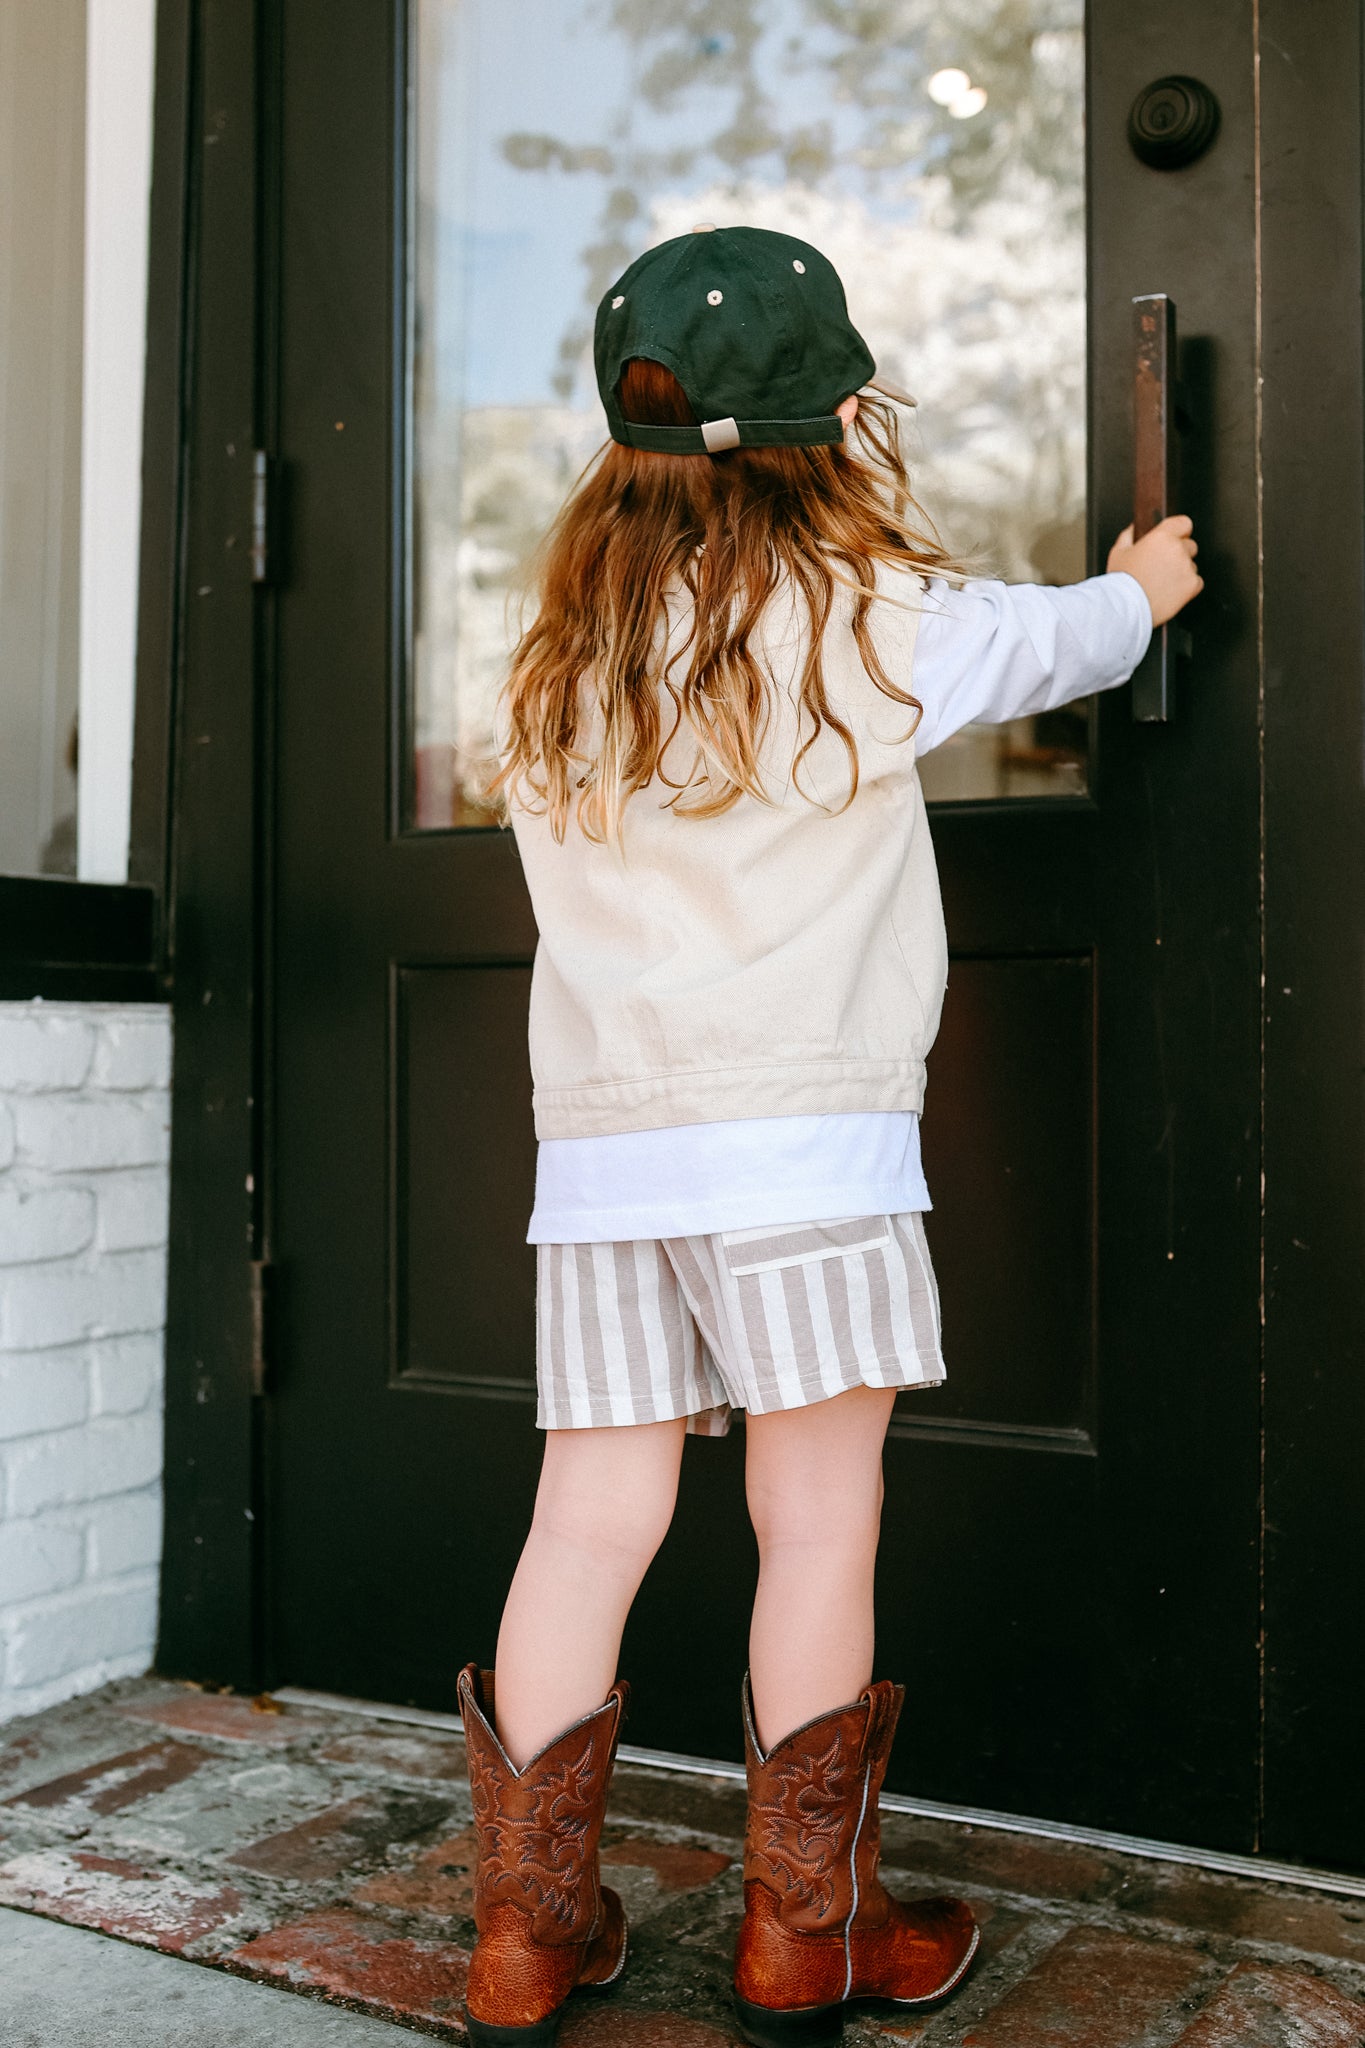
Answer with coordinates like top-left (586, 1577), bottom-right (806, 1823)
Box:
top-left (464, 2015), bottom-right (562, 2047)
top-left (733, 1996), bottom-right (844, 2048)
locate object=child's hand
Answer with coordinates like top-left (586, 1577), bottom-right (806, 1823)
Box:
top-left (1106, 514), bottom-right (1203, 626)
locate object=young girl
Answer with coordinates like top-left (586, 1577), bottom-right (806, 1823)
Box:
top-left (456, 225), bottom-right (1201, 2048)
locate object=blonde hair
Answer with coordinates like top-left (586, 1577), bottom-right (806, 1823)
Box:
top-left (486, 357), bottom-right (974, 844)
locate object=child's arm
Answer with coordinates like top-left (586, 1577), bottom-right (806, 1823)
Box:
top-left (912, 515), bottom-right (1201, 754)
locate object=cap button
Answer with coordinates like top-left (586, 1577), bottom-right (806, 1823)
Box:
top-left (691, 221), bottom-right (717, 232)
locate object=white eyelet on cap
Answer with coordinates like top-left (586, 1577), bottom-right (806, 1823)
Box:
top-left (611, 295), bottom-right (624, 309)
top-left (792, 259), bottom-right (806, 273)
top-left (707, 289), bottom-right (723, 306)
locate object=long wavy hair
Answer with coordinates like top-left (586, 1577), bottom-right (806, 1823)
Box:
top-left (485, 356), bottom-right (974, 844)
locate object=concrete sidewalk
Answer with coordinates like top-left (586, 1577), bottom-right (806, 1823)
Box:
top-left (2, 1677), bottom-right (1364, 2046)
top-left (2, 1905), bottom-right (420, 2046)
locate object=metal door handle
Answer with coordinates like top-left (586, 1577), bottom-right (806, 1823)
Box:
top-left (1130, 294), bottom-right (1192, 722)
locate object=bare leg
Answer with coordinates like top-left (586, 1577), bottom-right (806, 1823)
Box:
top-left (493, 1417), bottom-right (687, 1768)
top-left (744, 1386), bottom-right (897, 1755)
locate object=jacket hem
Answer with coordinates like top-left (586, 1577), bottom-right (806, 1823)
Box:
top-left (532, 1060), bottom-right (928, 1140)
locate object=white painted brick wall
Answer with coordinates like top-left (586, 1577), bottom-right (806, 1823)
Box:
top-left (0, 1000), bottom-right (171, 1722)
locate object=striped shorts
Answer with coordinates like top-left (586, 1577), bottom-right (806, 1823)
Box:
top-left (535, 1212), bottom-right (945, 1436)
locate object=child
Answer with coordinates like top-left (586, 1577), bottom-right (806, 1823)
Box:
top-left (457, 226), bottom-right (1201, 2047)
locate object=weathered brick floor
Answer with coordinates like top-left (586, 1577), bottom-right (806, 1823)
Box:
top-left (2, 1678), bottom-right (1364, 2046)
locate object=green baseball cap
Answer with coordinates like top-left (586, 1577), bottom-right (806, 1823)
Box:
top-left (595, 224), bottom-right (913, 455)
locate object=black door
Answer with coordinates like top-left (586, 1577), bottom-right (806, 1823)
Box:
top-left (266, 0), bottom-right (1263, 1847)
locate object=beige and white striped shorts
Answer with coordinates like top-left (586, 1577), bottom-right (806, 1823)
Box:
top-left (535, 1212), bottom-right (945, 1436)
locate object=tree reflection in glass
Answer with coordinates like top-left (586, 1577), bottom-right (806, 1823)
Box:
top-left (408, 0), bottom-right (1087, 829)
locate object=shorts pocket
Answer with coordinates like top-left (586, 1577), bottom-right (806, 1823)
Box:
top-left (720, 1215), bottom-right (892, 1277)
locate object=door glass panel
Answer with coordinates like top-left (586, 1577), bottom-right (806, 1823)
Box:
top-left (407, 1), bottom-right (1087, 829)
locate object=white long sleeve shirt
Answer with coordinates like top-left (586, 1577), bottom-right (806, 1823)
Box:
top-left (525, 569), bottom-right (1152, 1243)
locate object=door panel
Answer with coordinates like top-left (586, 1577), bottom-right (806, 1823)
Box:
top-left (393, 963), bottom-right (537, 1391)
top-left (1087, 6), bottom-right (1261, 1844)
top-left (920, 955), bottom-right (1093, 1437)
top-left (877, 1442), bottom-right (1100, 1817)
top-left (267, 0), bottom-right (1263, 1846)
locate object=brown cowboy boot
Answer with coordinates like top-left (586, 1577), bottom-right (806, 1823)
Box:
top-left (734, 1675), bottom-right (978, 2046)
top-left (458, 1664), bottom-right (629, 2045)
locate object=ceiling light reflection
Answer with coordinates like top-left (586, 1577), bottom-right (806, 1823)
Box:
top-left (926, 67), bottom-right (971, 106)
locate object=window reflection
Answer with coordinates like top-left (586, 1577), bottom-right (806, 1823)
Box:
top-left (0, 6), bottom-right (84, 876)
top-left (408, 1), bottom-right (1087, 829)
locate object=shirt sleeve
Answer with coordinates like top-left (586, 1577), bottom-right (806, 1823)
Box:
top-left (911, 570), bottom-right (1153, 755)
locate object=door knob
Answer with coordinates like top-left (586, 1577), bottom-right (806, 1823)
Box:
top-left (1131, 294), bottom-right (1192, 723)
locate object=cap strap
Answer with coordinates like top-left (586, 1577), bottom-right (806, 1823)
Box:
top-left (616, 415), bottom-right (846, 454)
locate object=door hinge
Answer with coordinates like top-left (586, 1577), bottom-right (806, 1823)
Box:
top-left (251, 450), bottom-right (275, 585)
top-left (249, 1259), bottom-right (274, 1396)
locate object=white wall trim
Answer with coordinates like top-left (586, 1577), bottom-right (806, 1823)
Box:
top-left (76, 0), bottom-right (157, 885)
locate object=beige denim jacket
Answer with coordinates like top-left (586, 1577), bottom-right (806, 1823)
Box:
top-left (506, 563), bottom-right (945, 1141)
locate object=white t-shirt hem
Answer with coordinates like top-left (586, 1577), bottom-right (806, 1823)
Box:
top-left (527, 1174), bottom-right (932, 1245)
